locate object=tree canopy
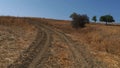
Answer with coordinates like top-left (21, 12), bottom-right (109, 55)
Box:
top-left (70, 12), bottom-right (89, 29)
top-left (92, 16), bottom-right (97, 22)
top-left (99, 15), bottom-right (115, 25)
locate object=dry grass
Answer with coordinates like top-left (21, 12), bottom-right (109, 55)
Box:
top-left (0, 16), bottom-right (38, 68)
top-left (0, 16), bottom-right (120, 67)
top-left (39, 33), bottom-right (74, 68)
top-left (34, 18), bottom-right (120, 67)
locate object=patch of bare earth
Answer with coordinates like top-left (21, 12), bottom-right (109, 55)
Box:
top-left (0, 21), bottom-right (37, 68)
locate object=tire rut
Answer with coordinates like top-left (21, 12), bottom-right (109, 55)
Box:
top-left (36, 21), bottom-right (108, 68)
top-left (28, 28), bottom-right (52, 68)
top-left (8, 20), bottom-right (108, 68)
top-left (8, 24), bottom-right (51, 68)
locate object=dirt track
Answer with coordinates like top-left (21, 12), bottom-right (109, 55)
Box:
top-left (8, 21), bottom-right (108, 68)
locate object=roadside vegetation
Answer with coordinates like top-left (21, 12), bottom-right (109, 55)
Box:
top-left (92, 16), bottom-right (97, 23)
top-left (70, 12), bottom-right (89, 29)
top-left (70, 12), bottom-right (116, 29)
top-left (99, 15), bottom-right (115, 25)
top-left (0, 16), bottom-right (37, 68)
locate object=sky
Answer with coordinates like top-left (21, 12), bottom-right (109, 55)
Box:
top-left (0, 0), bottom-right (120, 22)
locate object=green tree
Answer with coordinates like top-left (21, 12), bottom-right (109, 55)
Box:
top-left (70, 12), bottom-right (89, 29)
top-left (99, 15), bottom-right (115, 25)
top-left (92, 16), bottom-right (97, 22)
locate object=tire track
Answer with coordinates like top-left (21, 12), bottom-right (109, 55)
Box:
top-left (36, 21), bottom-right (108, 68)
top-left (28, 28), bottom-right (52, 68)
top-left (35, 22), bottom-right (82, 68)
top-left (8, 24), bottom-right (50, 68)
top-left (8, 20), bottom-right (108, 68)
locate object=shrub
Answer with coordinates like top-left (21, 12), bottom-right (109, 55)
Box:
top-left (70, 12), bottom-right (89, 29)
top-left (92, 16), bottom-right (97, 23)
top-left (99, 15), bottom-right (115, 25)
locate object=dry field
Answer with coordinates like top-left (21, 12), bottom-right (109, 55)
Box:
top-left (38, 19), bottom-right (120, 67)
top-left (0, 16), bottom-right (38, 68)
top-left (0, 17), bottom-right (120, 68)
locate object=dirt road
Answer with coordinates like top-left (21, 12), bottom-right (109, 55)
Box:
top-left (8, 21), bottom-right (108, 68)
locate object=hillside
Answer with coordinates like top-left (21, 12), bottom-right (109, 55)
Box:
top-left (0, 16), bottom-right (120, 68)
top-left (33, 18), bottom-right (120, 68)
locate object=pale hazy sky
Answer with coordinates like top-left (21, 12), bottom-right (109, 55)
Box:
top-left (0, 0), bottom-right (120, 22)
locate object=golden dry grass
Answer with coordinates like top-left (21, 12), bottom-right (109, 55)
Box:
top-left (0, 16), bottom-right (38, 68)
top-left (34, 18), bottom-right (120, 67)
top-left (0, 16), bottom-right (120, 67)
